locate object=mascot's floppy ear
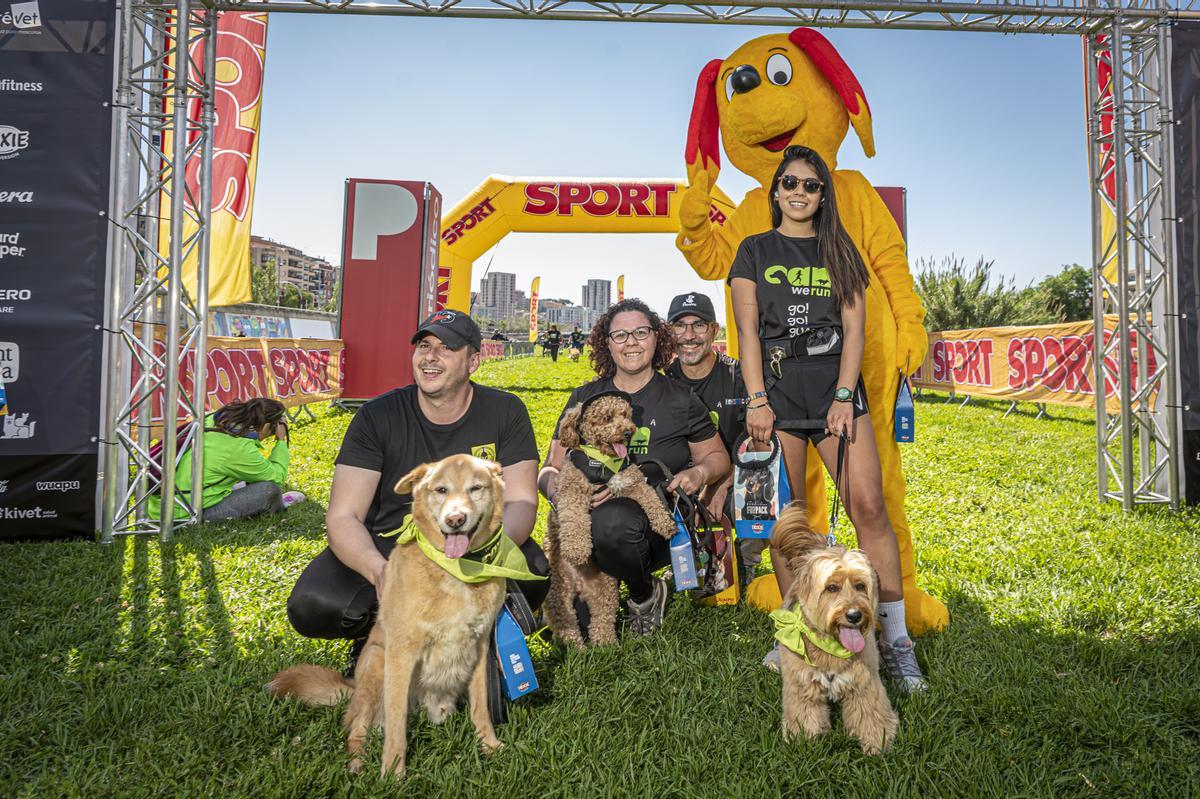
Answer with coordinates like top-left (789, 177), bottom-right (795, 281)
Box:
top-left (685, 58), bottom-right (724, 172)
top-left (788, 28), bottom-right (875, 158)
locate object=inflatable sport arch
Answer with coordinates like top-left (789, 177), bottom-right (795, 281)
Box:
top-left (438, 176), bottom-right (737, 313)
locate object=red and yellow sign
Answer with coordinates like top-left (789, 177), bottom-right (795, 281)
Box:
top-left (911, 318), bottom-right (1157, 412)
top-left (138, 337), bottom-right (344, 427)
top-left (528, 276), bottom-right (541, 343)
top-left (439, 176), bottom-right (735, 310)
top-left (159, 12), bottom-right (267, 306)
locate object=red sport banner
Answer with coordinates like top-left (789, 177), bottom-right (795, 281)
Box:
top-left (340, 179), bottom-right (443, 399)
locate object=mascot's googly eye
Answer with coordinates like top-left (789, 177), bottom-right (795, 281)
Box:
top-left (724, 72), bottom-right (736, 103)
top-left (766, 53), bottom-right (793, 86)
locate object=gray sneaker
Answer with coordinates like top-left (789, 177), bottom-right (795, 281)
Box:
top-left (879, 636), bottom-right (928, 694)
top-left (626, 577), bottom-right (668, 636)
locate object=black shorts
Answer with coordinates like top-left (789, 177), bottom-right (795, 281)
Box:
top-left (766, 356), bottom-right (869, 445)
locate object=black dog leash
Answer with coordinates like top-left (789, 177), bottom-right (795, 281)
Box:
top-left (768, 420), bottom-right (847, 545)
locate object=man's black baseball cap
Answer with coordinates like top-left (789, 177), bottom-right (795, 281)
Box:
top-left (667, 292), bottom-right (717, 323)
top-left (411, 309), bottom-right (482, 351)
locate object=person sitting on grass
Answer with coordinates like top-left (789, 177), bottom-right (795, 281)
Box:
top-left (149, 397), bottom-right (304, 523)
top-left (539, 298), bottom-right (729, 637)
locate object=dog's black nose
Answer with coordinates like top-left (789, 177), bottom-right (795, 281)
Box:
top-left (845, 608), bottom-right (863, 625)
top-left (730, 65), bottom-right (761, 95)
top-left (444, 512), bottom-right (466, 530)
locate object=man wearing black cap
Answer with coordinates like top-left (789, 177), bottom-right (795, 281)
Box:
top-left (286, 309), bottom-right (548, 670)
top-left (664, 292), bottom-right (755, 578)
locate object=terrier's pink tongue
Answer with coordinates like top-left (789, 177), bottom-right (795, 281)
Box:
top-left (838, 626), bottom-right (866, 653)
top-left (443, 533), bottom-right (470, 559)
top-left (613, 443), bottom-right (628, 459)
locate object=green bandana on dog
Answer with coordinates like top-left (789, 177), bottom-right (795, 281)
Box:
top-left (382, 515), bottom-right (546, 584)
top-left (578, 444), bottom-right (626, 476)
top-left (770, 605), bottom-right (855, 666)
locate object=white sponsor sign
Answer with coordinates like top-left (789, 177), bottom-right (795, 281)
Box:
top-left (0, 341), bottom-right (17, 382)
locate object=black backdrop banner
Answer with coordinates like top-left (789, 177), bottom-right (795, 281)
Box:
top-left (1172, 21), bottom-right (1200, 505)
top-left (0, 0), bottom-right (115, 539)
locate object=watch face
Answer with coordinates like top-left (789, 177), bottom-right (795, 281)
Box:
top-left (835, 388), bottom-right (853, 401)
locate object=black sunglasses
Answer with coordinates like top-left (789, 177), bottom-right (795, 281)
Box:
top-left (778, 175), bottom-right (824, 194)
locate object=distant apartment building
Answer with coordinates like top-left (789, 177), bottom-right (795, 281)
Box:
top-left (582, 279), bottom-right (612, 315)
top-left (477, 271), bottom-right (518, 320)
top-left (250, 235), bottom-right (339, 307)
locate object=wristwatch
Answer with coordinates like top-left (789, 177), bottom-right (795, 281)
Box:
top-left (833, 387), bottom-right (854, 403)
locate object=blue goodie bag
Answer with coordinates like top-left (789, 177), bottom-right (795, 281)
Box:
top-left (895, 377), bottom-right (915, 443)
top-left (670, 506), bottom-right (699, 591)
top-left (494, 607), bottom-right (538, 700)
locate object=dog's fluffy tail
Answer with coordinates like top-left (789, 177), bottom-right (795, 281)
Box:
top-left (771, 504), bottom-right (828, 572)
top-left (265, 664), bottom-right (354, 706)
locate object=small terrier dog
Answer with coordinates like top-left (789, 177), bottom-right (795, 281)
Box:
top-left (771, 504), bottom-right (899, 754)
top-left (545, 391), bottom-right (675, 647)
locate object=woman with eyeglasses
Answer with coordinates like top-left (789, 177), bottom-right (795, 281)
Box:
top-left (729, 145), bottom-right (926, 690)
top-left (538, 298), bottom-right (730, 638)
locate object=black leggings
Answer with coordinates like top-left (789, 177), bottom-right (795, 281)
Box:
top-left (287, 533), bottom-right (550, 640)
top-left (547, 344), bottom-right (560, 362)
top-left (591, 497), bottom-right (670, 603)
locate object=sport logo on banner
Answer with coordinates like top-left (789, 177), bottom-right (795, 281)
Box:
top-left (159, 11), bottom-right (267, 307)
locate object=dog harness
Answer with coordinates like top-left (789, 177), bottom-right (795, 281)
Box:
top-left (382, 515), bottom-right (546, 583)
top-left (770, 604), bottom-right (854, 666)
top-left (567, 444), bottom-right (628, 485)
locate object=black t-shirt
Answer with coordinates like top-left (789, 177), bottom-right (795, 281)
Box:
top-left (665, 352), bottom-right (744, 454)
top-left (546, 330), bottom-right (561, 346)
top-left (728, 230), bottom-right (842, 341)
top-left (554, 372), bottom-right (717, 475)
top-left (335, 383), bottom-right (538, 534)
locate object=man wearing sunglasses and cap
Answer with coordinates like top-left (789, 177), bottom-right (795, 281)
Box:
top-left (663, 292), bottom-right (758, 587)
top-left (286, 309), bottom-right (548, 674)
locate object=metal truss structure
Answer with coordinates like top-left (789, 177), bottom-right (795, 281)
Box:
top-left (101, 0), bottom-right (1199, 542)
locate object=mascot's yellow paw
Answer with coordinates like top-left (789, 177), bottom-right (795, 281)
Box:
top-left (745, 574), bottom-right (948, 636)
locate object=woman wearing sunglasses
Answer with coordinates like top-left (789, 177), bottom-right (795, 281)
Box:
top-left (729, 145), bottom-right (926, 691)
top-left (539, 298), bottom-right (729, 638)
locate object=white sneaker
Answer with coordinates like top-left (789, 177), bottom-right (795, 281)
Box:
top-left (282, 490), bottom-right (307, 508)
top-left (879, 636), bottom-right (928, 694)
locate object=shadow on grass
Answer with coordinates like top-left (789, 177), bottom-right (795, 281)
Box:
top-left (913, 392), bottom-right (1094, 426)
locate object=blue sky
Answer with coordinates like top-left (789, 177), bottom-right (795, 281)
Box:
top-left (252, 17), bottom-right (1090, 323)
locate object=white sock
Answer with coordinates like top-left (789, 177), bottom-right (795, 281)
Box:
top-left (878, 599), bottom-right (910, 646)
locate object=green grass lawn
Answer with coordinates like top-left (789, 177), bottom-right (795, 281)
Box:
top-left (2, 354), bottom-right (1198, 798)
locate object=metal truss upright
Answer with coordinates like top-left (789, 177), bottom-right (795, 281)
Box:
top-left (100, 0), bottom-right (216, 542)
top-left (97, 1), bottom-right (1200, 540)
top-left (1085, 16), bottom-right (1182, 508)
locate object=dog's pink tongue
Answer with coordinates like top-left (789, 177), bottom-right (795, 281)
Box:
top-left (612, 443), bottom-right (628, 459)
top-left (443, 533), bottom-right (470, 559)
top-left (838, 626), bottom-right (866, 653)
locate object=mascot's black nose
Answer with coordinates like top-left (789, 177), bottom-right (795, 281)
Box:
top-left (845, 609), bottom-right (863, 625)
top-left (730, 65), bottom-right (761, 95)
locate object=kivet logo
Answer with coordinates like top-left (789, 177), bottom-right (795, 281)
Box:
top-left (0, 125), bottom-right (30, 159)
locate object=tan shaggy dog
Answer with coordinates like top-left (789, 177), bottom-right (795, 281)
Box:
top-left (773, 504), bottom-right (899, 754)
top-left (267, 454), bottom-right (507, 778)
top-left (545, 394), bottom-right (675, 647)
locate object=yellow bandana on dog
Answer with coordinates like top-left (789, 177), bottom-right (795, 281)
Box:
top-left (383, 515), bottom-right (546, 584)
top-left (770, 605), bottom-right (854, 666)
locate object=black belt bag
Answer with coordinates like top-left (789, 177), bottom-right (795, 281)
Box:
top-left (763, 326), bottom-right (842, 380)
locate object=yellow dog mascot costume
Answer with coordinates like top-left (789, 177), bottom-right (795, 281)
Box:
top-left (676, 28), bottom-right (948, 635)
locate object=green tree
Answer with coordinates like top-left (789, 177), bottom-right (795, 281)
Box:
top-left (1035, 264), bottom-right (1092, 323)
top-left (914, 255), bottom-right (1031, 331)
top-left (250, 258), bottom-right (279, 306)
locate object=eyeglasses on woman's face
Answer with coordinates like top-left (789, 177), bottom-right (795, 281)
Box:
top-left (778, 174), bottom-right (824, 194)
top-left (608, 326), bottom-right (655, 344)
top-left (671, 320), bottom-right (712, 335)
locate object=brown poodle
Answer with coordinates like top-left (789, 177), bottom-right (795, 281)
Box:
top-left (772, 504), bottom-right (899, 754)
top-left (545, 392), bottom-right (676, 647)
